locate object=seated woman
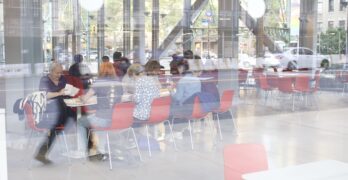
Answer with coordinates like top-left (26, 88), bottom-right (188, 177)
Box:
top-left (99, 56), bottom-right (116, 78)
top-left (78, 63), bottom-right (123, 160)
top-left (170, 61), bottom-right (202, 117)
top-left (133, 61), bottom-right (161, 122)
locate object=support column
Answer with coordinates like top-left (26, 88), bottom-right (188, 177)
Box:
top-left (123, 0), bottom-right (131, 56)
top-left (299, 0), bottom-right (318, 50)
top-left (218, 0), bottom-right (239, 59)
top-left (152, 0), bottom-right (159, 60)
top-left (133, 0), bottom-right (146, 64)
top-left (183, 0), bottom-right (193, 53)
top-left (72, 0), bottom-right (81, 55)
top-left (218, 0), bottom-right (239, 94)
top-left (97, 3), bottom-right (105, 64)
top-left (52, 0), bottom-right (59, 60)
top-left (255, 18), bottom-right (265, 58)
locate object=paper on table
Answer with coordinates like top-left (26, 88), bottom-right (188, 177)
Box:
top-left (64, 84), bottom-right (80, 97)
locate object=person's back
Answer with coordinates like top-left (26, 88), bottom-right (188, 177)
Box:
top-left (113, 51), bottom-right (130, 79)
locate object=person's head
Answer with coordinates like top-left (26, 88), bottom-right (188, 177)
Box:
top-left (49, 63), bottom-right (63, 81)
top-left (74, 54), bottom-right (83, 63)
top-left (127, 63), bottom-right (144, 78)
top-left (177, 60), bottom-right (189, 74)
top-left (113, 51), bottom-right (122, 61)
top-left (102, 56), bottom-right (110, 62)
top-left (145, 60), bottom-right (162, 76)
top-left (184, 50), bottom-right (194, 59)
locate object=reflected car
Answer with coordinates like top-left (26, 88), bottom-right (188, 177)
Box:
top-left (263, 47), bottom-right (331, 70)
top-left (238, 54), bottom-right (256, 69)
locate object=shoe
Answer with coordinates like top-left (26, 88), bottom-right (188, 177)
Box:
top-left (35, 154), bottom-right (52, 165)
top-left (88, 153), bottom-right (108, 161)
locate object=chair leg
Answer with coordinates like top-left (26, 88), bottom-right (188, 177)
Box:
top-left (230, 111), bottom-right (238, 136)
top-left (131, 128), bottom-right (143, 162)
top-left (215, 113), bottom-right (223, 141)
top-left (145, 125), bottom-right (152, 157)
top-left (25, 130), bottom-right (34, 150)
top-left (165, 120), bottom-right (177, 151)
top-left (292, 93), bottom-right (295, 111)
top-left (106, 132), bottom-right (112, 170)
top-left (61, 131), bottom-right (71, 164)
top-left (85, 130), bottom-right (91, 161)
top-left (188, 120), bottom-right (194, 150)
top-left (27, 130), bottom-right (34, 170)
top-left (171, 117), bottom-right (175, 129)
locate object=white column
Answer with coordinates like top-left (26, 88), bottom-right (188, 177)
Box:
top-left (0, 109), bottom-right (8, 180)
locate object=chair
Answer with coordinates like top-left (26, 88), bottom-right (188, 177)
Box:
top-left (212, 90), bottom-right (237, 140)
top-left (294, 75), bottom-right (311, 108)
top-left (142, 96), bottom-right (177, 157)
top-left (238, 69), bottom-right (249, 97)
top-left (277, 76), bottom-right (295, 111)
top-left (172, 96), bottom-right (208, 150)
top-left (23, 103), bottom-right (70, 167)
top-left (258, 74), bottom-right (273, 105)
top-left (87, 102), bottom-right (142, 170)
top-left (224, 144), bottom-right (268, 180)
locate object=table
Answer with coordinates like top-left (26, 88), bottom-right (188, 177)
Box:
top-left (242, 160), bottom-right (348, 180)
top-left (64, 97), bottom-right (97, 158)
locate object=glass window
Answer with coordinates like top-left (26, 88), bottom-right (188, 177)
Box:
top-left (340, 1), bottom-right (346, 11)
top-left (339, 20), bottom-right (345, 29)
top-left (329, 0), bottom-right (334, 12)
top-left (318, 22), bottom-right (323, 31)
top-left (328, 21), bottom-right (335, 29)
top-left (303, 49), bottom-right (313, 55)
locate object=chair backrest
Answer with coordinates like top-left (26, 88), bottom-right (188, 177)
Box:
top-left (266, 74), bottom-right (278, 89)
top-left (224, 144), bottom-right (268, 180)
top-left (110, 102), bottom-right (135, 129)
top-left (238, 69), bottom-right (248, 84)
top-left (294, 75), bottom-right (311, 92)
top-left (191, 96), bottom-right (208, 119)
top-left (277, 76), bottom-right (294, 93)
top-left (219, 90), bottom-right (234, 113)
top-left (23, 103), bottom-right (42, 131)
top-left (148, 96), bottom-right (171, 124)
top-left (258, 74), bottom-right (270, 90)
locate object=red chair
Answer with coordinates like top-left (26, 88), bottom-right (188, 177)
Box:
top-left (277, 76), bottom-right (296, 111)
top-left (172, 96), bottom-right (208, 150)
top-left (143, 96), bottom-right (177, 157)
top-left (294, 75), bottom-right (311, 109)
top-left (259, 74), bottom-right (273, 105)
top-left (23, 103), bottom-right (70, 167)
top-left (266, 74), bottom-right (279, 90)
top-left (212, 90), bottom-right (237, 140)
top-left (87, 102), bottom-right (142, 170)
top-left (224, 144), bottom-right (268, 180)
top-left (238, 69), bottom-right (249, 96)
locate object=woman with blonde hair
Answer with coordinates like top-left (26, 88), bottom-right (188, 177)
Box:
top-left (122, 63), bottom-right (142, 94)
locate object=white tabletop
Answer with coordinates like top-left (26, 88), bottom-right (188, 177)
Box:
top-left (64, 96), bottom-right (97, 107)
top-left (242, 160), bottom-right (348, 180)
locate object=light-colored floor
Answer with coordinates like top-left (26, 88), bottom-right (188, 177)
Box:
top-left (5, 90), bottom-right (348, 180)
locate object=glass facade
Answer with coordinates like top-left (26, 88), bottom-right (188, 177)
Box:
top-left (1, 0), bottom-right (348, 179)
